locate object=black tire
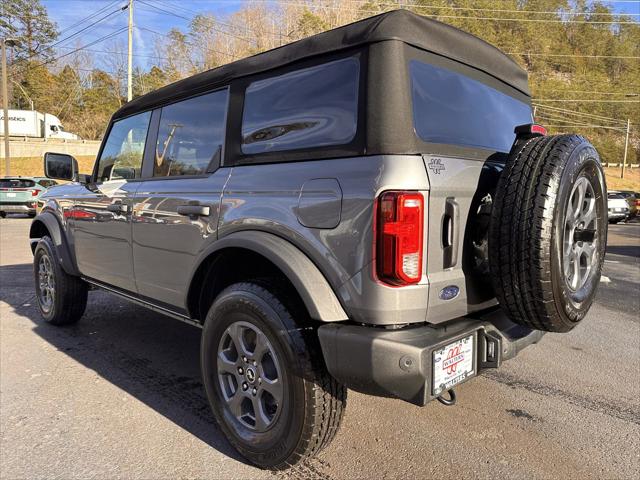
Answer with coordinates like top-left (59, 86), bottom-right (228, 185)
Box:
top-left (489, 135), bottom-right (607, 332)
top-left (609, 219), bottom-right (621, 224)
top-left (33, 236), bottom-right (88, 325)
top-left (0, 212), bottom-right (6, 218)
top-left (28, 212), bottom-right (36, 218)
top-left (201, 282), bottom-right (346, 470)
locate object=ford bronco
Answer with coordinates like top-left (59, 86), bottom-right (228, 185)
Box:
top-left (30, 10), bottom-right (606, 469)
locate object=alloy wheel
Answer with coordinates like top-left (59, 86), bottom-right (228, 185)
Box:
top-left (217, 321), bottom-right (283, 432)
top-left (563, 176), bottom-right (598, 291)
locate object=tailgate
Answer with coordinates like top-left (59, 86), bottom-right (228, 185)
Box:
top-left (423, 154), bottom-right (505, 324)
top-left (0, 188), bottom-right (34, 203)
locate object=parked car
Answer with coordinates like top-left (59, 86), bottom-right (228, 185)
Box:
top-left (0, 177), bottom-right (58, 218)
top-left (607, 192), bottom-right (631, 223)
top-left (28, 10), bottom-right (607, 470)
top-left (611, 190), bottom-right (639, 217)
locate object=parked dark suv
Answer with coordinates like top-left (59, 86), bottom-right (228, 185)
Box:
top-left (30, 10), bottom-right (606, 469)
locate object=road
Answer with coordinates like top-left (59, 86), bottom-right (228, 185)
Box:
top-left (1, 217), bottom-right (638, 479)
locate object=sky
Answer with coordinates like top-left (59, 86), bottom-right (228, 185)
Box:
top-left (41, 0), bottom-right (246, 71)
top-left (40, 0), bottom-right (640, 72)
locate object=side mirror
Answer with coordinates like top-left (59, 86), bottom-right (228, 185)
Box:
top-left (44, 152), bottom-right (79, 181)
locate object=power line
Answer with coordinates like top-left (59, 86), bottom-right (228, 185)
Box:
top-left (506, 52), bottom-right (640, 59)
top-left (253, 0), bottom-right (640, 23)
top-left (533, 89), bottom-right (640, 95)
top-left (57, 0), bottom-right (122, 36)
top-left (48, 7), bottom-right (126, 51)
top-left (135, 26), bottom-right (241, 60)
top-left (56, 46), bottom-right (169, 61)
top-left (157, 0), bottom-right (290, 38)
top-left (137, 0), bottom-right (255, 43)
top-left (33, 27), bottom-right (129, 69)
top-left (532, 103), bottom-right (627, 123)
top-left (533, 99), bottom-right (640, 103)
top-left (315, 0), bottom-right (640, 16)
top-left (543, 124), bottom-right (627, 130)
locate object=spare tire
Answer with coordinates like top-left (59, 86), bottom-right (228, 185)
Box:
top-left (489, 134), bottom-right (606, 332)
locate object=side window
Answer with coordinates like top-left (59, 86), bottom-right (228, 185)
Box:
top-left (154, 89), bottom-right (228, 177)
top-left (241, 57), bottom-right (359, 155)
top-left (96, 111), bottom-right (151, 182)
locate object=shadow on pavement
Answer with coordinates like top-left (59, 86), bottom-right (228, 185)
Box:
top-left (0, 262), bottom-right (248, 466)
top-left (605, 244), bottom-right (640, 258)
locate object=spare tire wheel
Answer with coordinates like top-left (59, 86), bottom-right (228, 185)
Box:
top-left (489, 134), bottom-right (607, 332)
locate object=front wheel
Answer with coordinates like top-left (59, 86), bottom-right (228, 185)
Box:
top-left (34, 236), bottom-right (88, 325)
top-left (201, 282), bottom-right (346, 469)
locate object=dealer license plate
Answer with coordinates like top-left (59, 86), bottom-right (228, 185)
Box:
top-left (6, 193), bottom-right (16, 197)
top-left (432, 335), bottom-right (475, 396)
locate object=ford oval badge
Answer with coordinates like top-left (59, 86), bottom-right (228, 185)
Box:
top-left (439, 285), bottom-right (459, 300)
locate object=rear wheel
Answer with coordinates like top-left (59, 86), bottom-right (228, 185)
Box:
top-left (34, 236), bottom-right (88, 325)
top-left (489, 135), bottom-right (606, 332)
top-left (201, 282), bottom-right (346, 469)
top-left (0, 212), bottom-right (6, 218)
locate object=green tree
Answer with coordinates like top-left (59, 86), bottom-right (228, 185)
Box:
top-left (2, 0), bottom-right (58, 60)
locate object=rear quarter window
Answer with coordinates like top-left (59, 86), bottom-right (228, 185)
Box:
top-left (241, 57), bottom-right (359, 154)
top-left (410, 61), bottom-right (532, 153)
top-left (0, 179), bottom-right (36, 188)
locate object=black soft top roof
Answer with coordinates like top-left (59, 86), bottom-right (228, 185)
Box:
top-left (114, 9), bottom-right (529, 120)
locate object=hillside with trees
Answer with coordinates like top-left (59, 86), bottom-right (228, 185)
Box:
top-left (2, 0), bottom-right (638, 167)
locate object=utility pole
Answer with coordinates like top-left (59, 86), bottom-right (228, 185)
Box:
top-left (1, 39), bottom-right (17, 176)
top-left (127, 0), bottom-right (134, 102)
top-left (621, 119), bottom-right (630, 179)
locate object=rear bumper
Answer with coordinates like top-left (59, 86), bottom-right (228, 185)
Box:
top-left (318, 308), bottom-right (544, 406)
top-left (608, 211), bottom-right (628, 220)
top-left (0, 203), bottom-right (36, 214)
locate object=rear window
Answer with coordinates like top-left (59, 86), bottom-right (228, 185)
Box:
top-left (0, 179), bottom-right (36, 188)
top-left (410, 61), bottom-right (532, 153)
top-left (241, 57), bottom-right (359, 154)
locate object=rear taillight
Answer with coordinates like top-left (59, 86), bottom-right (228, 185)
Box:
top-left (31, 189), bottom-right (41, 197)
top-left (375, 191), bottom-right (424, 286)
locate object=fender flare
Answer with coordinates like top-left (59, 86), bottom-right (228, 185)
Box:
top-left (191, 230), bottom-right (349, 322)
top-left (29, 211), bottom-right (80, 276)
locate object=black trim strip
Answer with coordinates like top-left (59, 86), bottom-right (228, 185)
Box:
top-left (83, 277), bottom-right (202, 328)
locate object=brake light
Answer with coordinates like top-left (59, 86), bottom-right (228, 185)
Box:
top-left (375, 191), bottom-right (424, 285)
top-left (31, 189), bottom-right (41, 197)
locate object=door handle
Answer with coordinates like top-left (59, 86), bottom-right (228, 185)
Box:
top-left (442, 197), bottom-right (459, 269)
top-left (177, 204), bottom-right (210, 217)
top-left (107, 202), bottom-right (129, 214)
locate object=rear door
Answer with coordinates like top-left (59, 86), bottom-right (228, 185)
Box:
top-left (71, 111), bottom-right (152, 292)
top-left (131, 88), bottom-right (229, 310)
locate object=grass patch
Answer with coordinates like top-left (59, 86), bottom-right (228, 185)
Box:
top-left (1, 156), bottom-right (96, 177)
top-left (604, 167), bottom-right (640, 192)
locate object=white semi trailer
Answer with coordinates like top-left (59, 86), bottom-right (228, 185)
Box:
top-left (0, 110), bottom-right (79, 140)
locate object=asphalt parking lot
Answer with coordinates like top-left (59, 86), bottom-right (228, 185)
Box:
top-left (1, 216), bottom-right (638, 479)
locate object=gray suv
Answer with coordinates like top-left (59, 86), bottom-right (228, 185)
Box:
top-left (30, 10), bottom-right (606, 470)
